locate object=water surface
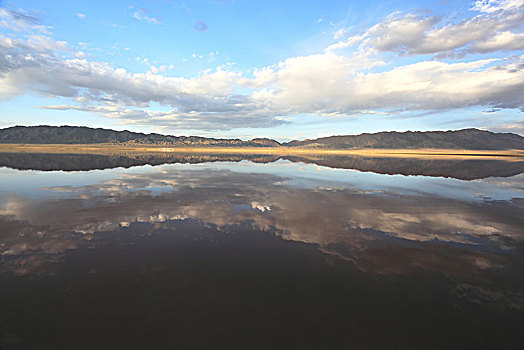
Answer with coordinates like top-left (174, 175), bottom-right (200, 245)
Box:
top-left (0, 154), bottom-right (523, 348)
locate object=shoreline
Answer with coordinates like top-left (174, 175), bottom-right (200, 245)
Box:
top-left (1, 143), bottom-right (523, 161)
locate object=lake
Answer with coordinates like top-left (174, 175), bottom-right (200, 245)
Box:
top-left (0, 153), bottom-right (523, 349)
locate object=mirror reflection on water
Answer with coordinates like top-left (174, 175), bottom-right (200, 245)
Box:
top-left (0, 153), bottom-right (523, 348)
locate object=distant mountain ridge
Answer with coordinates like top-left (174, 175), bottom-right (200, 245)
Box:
top-left (285, 128), bottom-right (524, 150)
top-left (1, 125), bottom-right (523, 150)
top-left (0, 125), bottom-right (261, 147)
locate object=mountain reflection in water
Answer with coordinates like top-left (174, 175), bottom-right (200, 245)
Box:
top-left (1, 151), bottom-right (524, 179)
top-left (0, 154), bottom-right (523, 348)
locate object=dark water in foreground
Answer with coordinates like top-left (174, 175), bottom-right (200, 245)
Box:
top-left (0, 154), bottom-right (523, 349)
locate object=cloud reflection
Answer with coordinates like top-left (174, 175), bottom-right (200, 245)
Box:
top-left (1, 166), bottom-right (522, 278)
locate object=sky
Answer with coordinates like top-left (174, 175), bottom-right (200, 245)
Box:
top-left (0, 0), bottom-right (523, 141)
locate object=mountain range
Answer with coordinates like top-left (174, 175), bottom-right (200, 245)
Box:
top-left (1, 125), bottom-right (523, 150)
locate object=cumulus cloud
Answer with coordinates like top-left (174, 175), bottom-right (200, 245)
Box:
top-left (247, 54), bottom-right (524, 115)
top-left (37, 104), bottom-right (286, 130)
top-left (0, 2), bottom-right (523, 130)
top-left (330, 0), bottom-right (524, 56)
top-left (471, 31), bottom-right (524, 52)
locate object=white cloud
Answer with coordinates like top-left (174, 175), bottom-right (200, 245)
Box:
top-left (25, 35), bottom-right (67, 51)
top-left (0, 2), bottom-right (523, 130)
top-left (329, 1), bottom-right (524, 56)
top-left (326, 35), bottom-right (364, 51)
top-left (471, 0), bottom-right (524, 13)
top-left (77, 13), bottom-right (86, 19)
top-left (483, 120), bottom-right (524, 133)
top-left (1, 28), bottom-right (523, 128)
top-left (36, 104), bottom-right (286, 130)
top-left (132, 9), bottom-right (161, 24)
top-left (333, 27), bottom-right (351, 40)
top-left (248, 54), bottom-right (524, 115)
top-left (471, 31), bottom-right (524, 52)
top-left (0, 8), bottom-right (47, 33)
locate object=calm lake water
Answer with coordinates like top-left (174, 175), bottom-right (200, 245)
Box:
top-left (0, 153), bottom-right (523, 349)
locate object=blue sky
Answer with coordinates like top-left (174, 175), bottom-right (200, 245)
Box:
top-left (0, 0), bottom-right (523, 140)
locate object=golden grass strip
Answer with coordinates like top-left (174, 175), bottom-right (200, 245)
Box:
top-left (0, 143), bottom-right (523, 161)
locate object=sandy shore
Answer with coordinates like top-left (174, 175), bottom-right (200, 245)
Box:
top-left (0, 143), bottom-right (523, 161)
